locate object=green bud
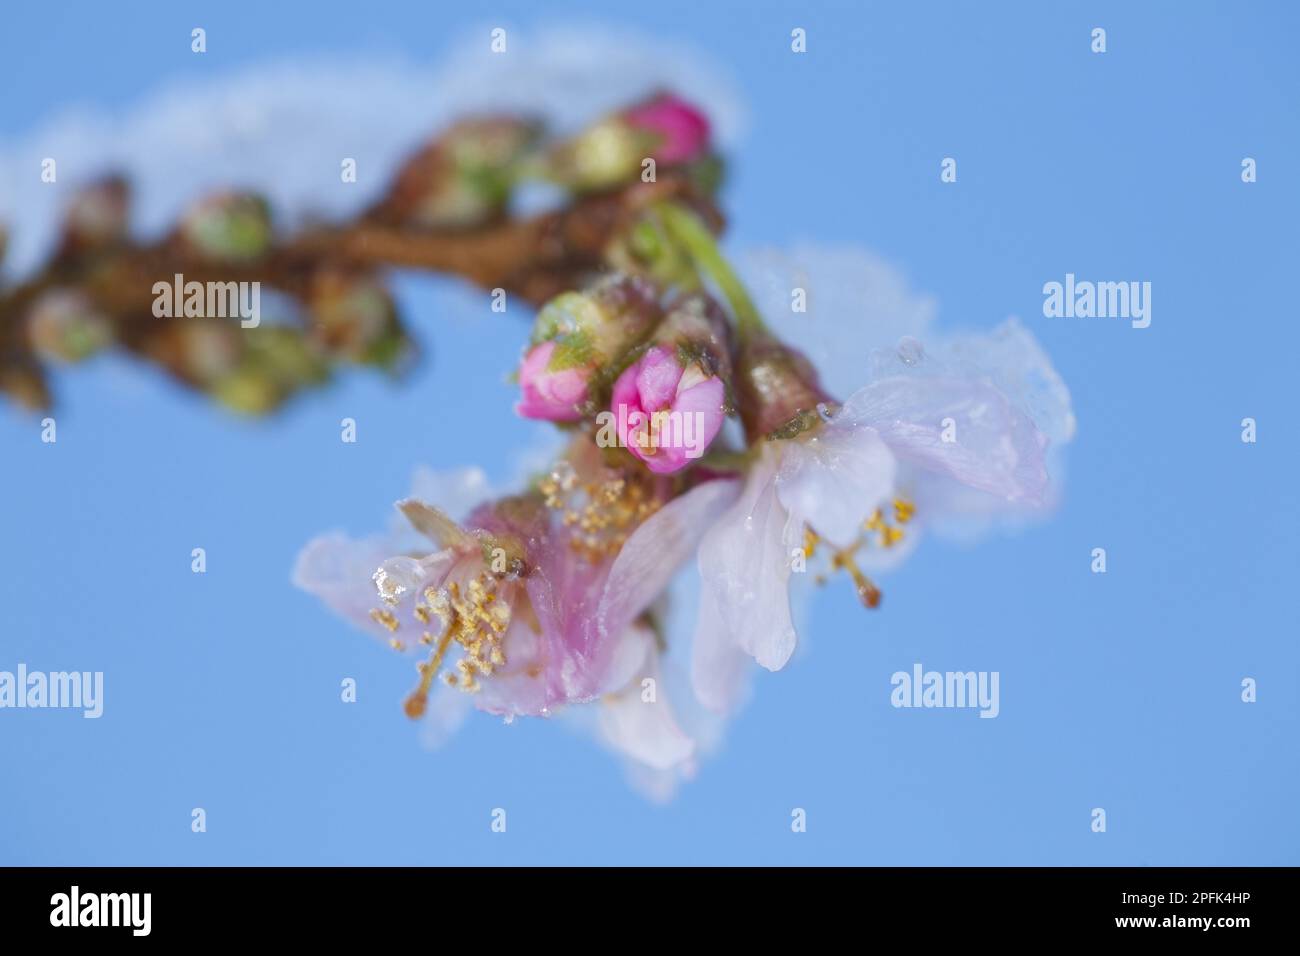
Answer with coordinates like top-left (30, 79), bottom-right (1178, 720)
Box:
top-left (180, 192), bottom-right (272, 262)
top-left (27, 290), bottom-right (113, 363)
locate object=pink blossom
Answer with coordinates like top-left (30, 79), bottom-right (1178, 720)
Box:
top-left (516, 340), bottom-right (589, 421)
top-left (502, 469), bottom-right (736, 717)
top-left (609, 346), bottom-right (726, 474)
top-left (293, 453), bottom-right (738, 780)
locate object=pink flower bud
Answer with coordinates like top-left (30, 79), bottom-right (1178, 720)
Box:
top-left (624, 93), bottom-right (711, 165)
top-left (517, 340), bottom-right (590, 421)
top-left (608, 346), bottom-right (725, 474)
top-left (517, 275), bottom-right (662, 421)
top-left (546, 94), bottom-right (712, 191)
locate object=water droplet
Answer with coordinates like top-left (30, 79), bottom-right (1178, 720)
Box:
top-left (373, 556), bottom-right (425, 604)
top-left (897, 336), bottom-right (925, 367)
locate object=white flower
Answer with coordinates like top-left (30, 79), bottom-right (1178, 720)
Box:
top-left (692, 319), bottom-right (1074, 712)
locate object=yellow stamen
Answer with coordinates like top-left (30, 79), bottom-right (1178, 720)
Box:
top-left (413, 569), bottom-right (519, 697)
top-left (369, 608), bottom-right (399, 632)
top-left (543, 468), bottom-right (661, 563)
top-left (403, 629), bottom-right (454, 719)
top-left (830, 548), bottom-right (881, 609)
top-left (806, 497), bottom-right (914, 610)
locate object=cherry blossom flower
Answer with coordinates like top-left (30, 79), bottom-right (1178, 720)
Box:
top-left (294, 184), bottom-right (1077, 795)
top-left (691, 320), bottom-right (1073, 713)
top-left (294, 441), bottom-right (739, 777)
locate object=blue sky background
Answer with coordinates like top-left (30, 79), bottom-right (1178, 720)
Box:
top-left (1, 1), bottom-right (1297, 865)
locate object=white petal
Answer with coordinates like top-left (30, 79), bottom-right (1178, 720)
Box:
top-left (840, 373), bottom-right (1049, 505)
top-left (846, 319), bottom-right (1075, 515)
top-left (292, 532), bottom-right (394, 633)
top-left (293, 532), bottom-right (454, 644)
top-left (622, 762), bottom-right (692, 804)
top-left (922, 319), bottom-right (1075, 445)
top-left (698, 451), bottom-right (797, 672)
top-left (598, 627), bottom-right (695, 771)
top-left (596, 613), bottom-right (657, 697)
top-left (740, 244), bottom-right (937, 398)
top-left (775, 423), bottom-right (896, 549)
top-left (596, 477), bottom-right (741, 644)
top-left (690, 581), bottom-right (751, 713)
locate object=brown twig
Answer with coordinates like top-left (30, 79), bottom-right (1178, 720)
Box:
top-left (0, 170), bottom-right (721, 411)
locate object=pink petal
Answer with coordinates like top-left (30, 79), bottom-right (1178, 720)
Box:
top-left (625, 94), bottom-right (711, 164)
top-left (517, 341), bottom-right (588, 421)
top-left (292, 531), bottom-right (395, 633)
top-left (633, 347), bottom-right (684, 410)
top-left (523, 534), bottom-right (615, 706)
top-left (668, 374), bottom-right (726, 450)
top-left (613, 351), bottom-right (726, 474)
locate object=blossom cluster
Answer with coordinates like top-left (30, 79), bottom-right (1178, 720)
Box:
top-left (294, 94), bottom-right (1074, 796)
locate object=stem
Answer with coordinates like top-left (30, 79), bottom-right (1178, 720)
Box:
top-left (657, 202), bottom-right (766, 337)
top-left (1, 173), bottom-right (717, 412)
